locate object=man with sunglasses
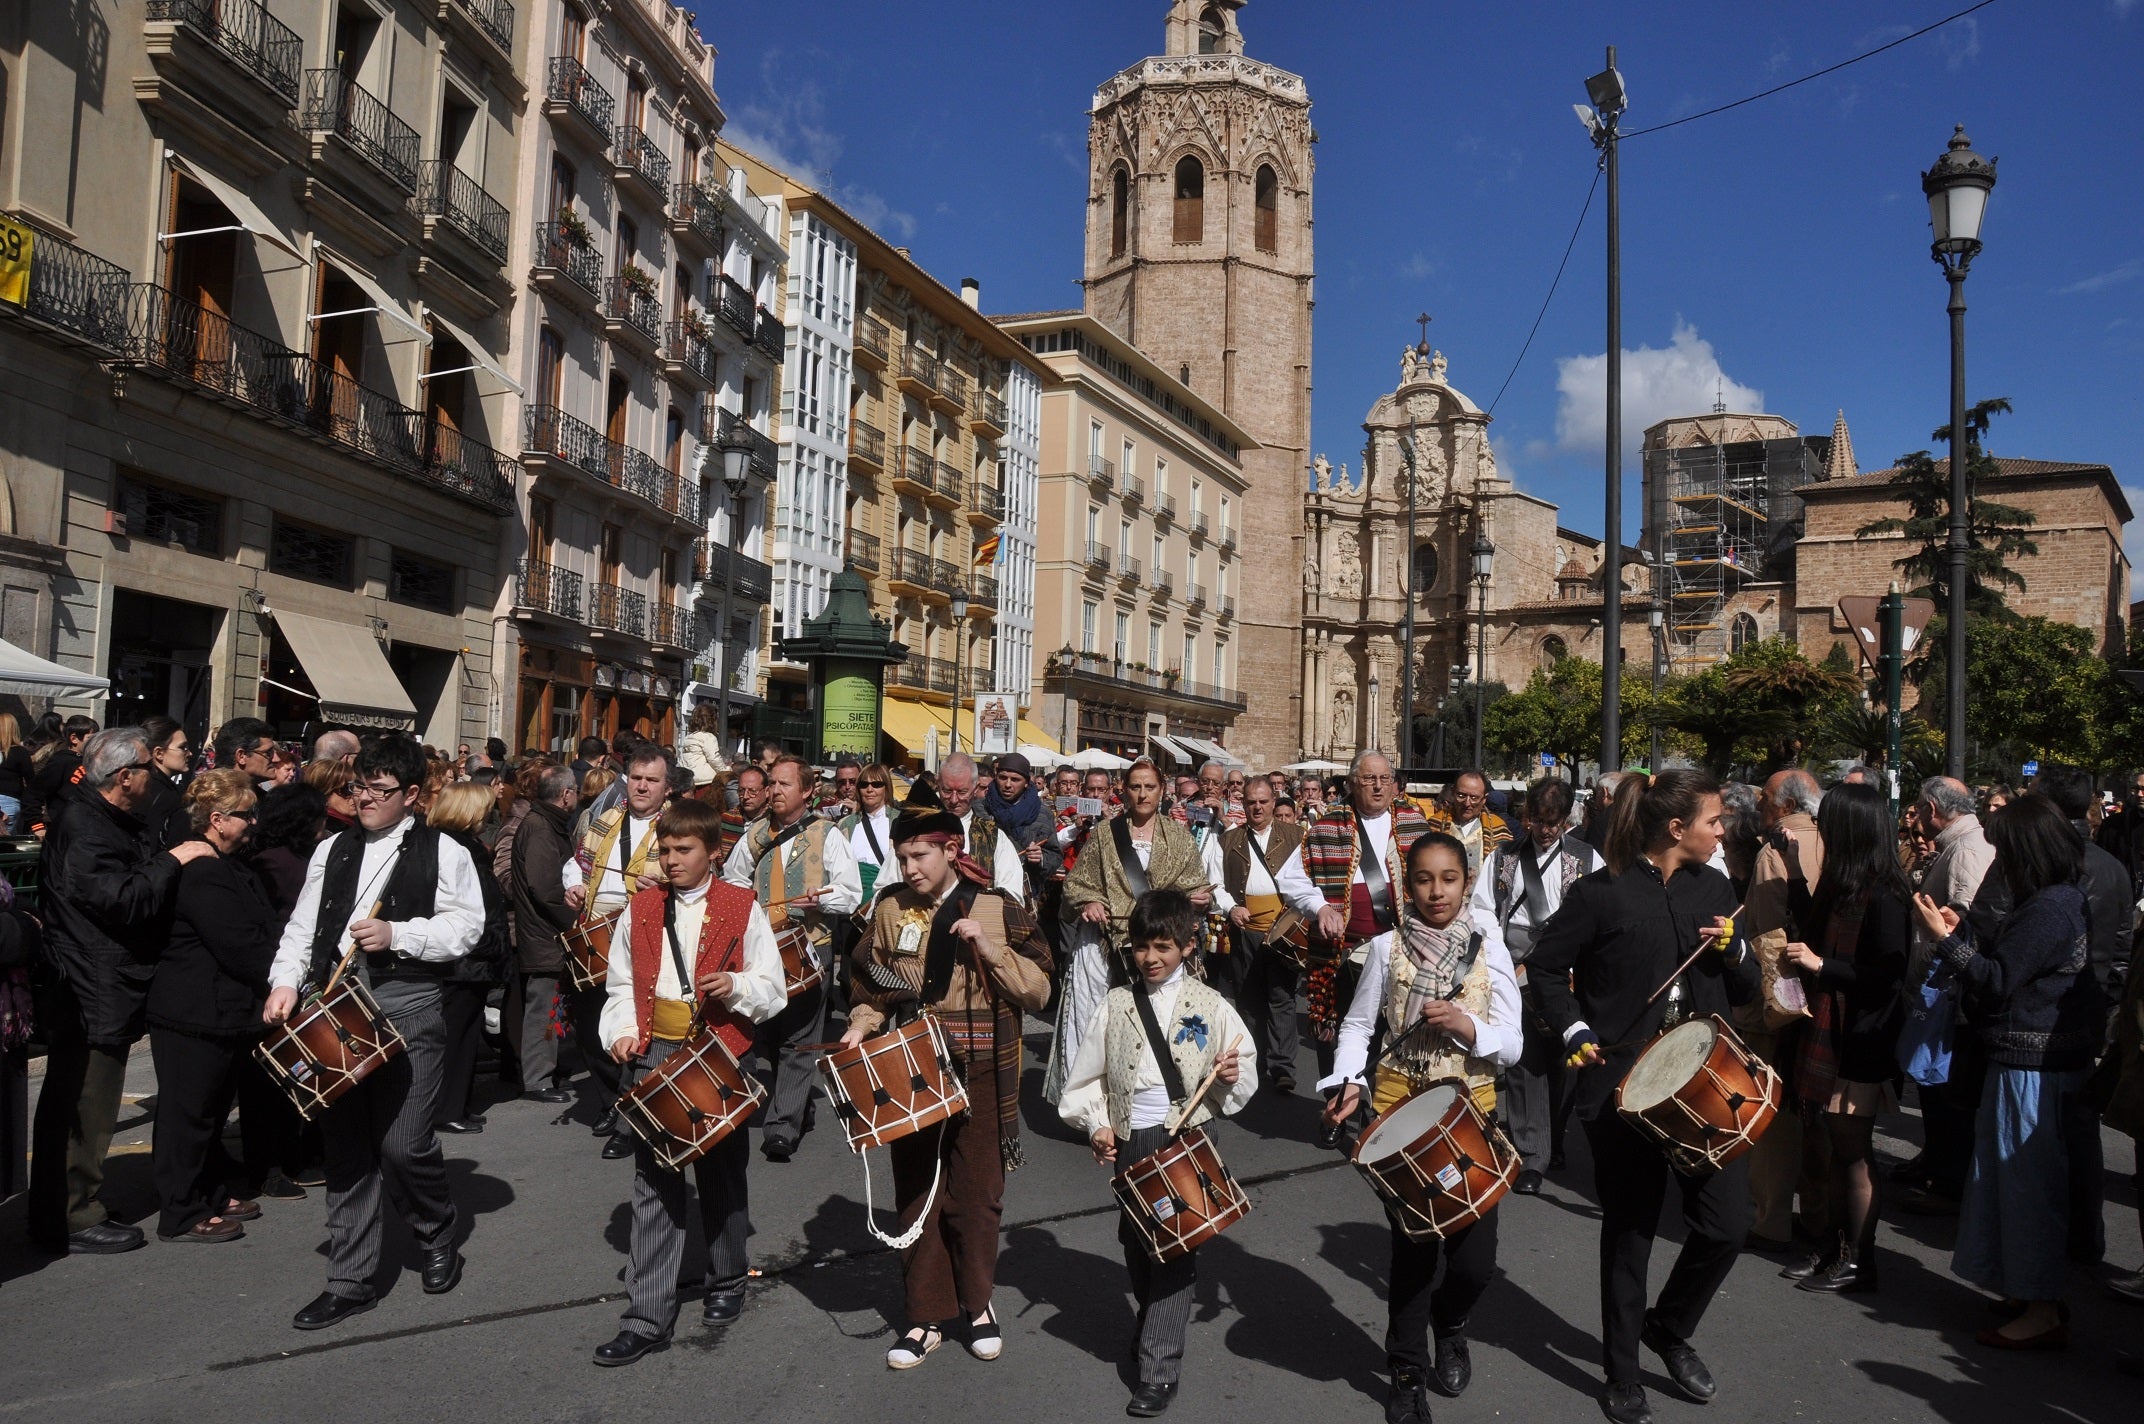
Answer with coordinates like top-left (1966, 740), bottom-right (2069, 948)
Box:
top-left (263, 735), bottom-right (489, 1329)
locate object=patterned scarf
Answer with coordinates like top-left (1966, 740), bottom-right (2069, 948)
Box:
top-left (1396, 908), bottom-right (1480, 1024)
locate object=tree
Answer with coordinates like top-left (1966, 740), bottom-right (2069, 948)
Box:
top-left (1857, 397), bottom-right (2037, 623)
top-left (1410, 680), bottom-right (1508, 771)
top-left (1916, 614), bottom-right (2131, 774)
top-left (1484, 657), bottom-right (1651, 774)
top-left (1656, 667), bottom-right (1792, 777)
top-left (1718, 637), bottom-right (1858, 765)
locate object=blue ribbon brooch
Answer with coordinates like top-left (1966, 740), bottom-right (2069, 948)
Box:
top-left (1174, 1014), bottom-right (1210, 1050)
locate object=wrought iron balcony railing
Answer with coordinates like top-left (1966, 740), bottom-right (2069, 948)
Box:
top-left (665, 318), bottom-right (715, 382)
top-left (604, 275), bottom-right (663, 345)
top-left (414, 160), bottom-right (508, 262)
top-left (0, 217), bottom-right (130, 348)
top-left (452, 0), bottom-right (515, 53)
top-left (515, 558), bottom-right (581, 620)
top-left (716, 274), bottom-right (756, 336)
top-left (302, 69), bottom-right (418, 191)
top-left (147, 0), bottom-right (301, 105)
top-left (846, 530), bottom-right (881, 573)
top-left (546, 56), bottom-right (614, 137)
top-left (532, 222), bottom-right (602, 295)
top-left (614, 125), bottom-right (669, 191)
top-left (752, 307), bottom-right (785, 360)
top-left (589, 582), bottom-right (647, 637)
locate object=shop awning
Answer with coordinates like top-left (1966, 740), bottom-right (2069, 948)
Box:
top-left (0, 637), bottom-right (108, 699)
top-left (1014, 719), bottom-right (1061, 754)
top-left (1177, 736), bottom-right (1245, 768)
top-left (424, 308), bottom-right (523, 395)
top-left (879, 696), bottom-right (955, 760)
top-left (1148, 732), bottom-right (1193, 766)
top-left (164, 154), bottom-right (304, 260)
top-left (271, 610), bottom-right (417, 730)
top-left (314, 247), bottom-right (428, 343)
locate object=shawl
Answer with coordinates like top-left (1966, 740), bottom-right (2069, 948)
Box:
top-left (1395, 909), bottom-right (1480, 1024)
top-left (1062, 813), bottom-right (1208, 933)
top-left (1301, 804), bottom-right (1440, 903)
top-left (1381, 904), bottom-right (1498, 1110)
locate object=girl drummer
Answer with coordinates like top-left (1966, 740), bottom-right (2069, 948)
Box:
top-left (1318, 830), bottom-right (1522, 1424)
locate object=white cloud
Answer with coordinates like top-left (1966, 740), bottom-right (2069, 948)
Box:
top-left (721, 58), bottom-right (917, 239)
top-left (1938, 16), bottom-right (1982, 71)
top-left (2056, 258), bottom-right (2142, 296)
top-left (1398, 251), bottom-right (1436, 281)
top-left (1553, 321), bottom-right (1765, 464)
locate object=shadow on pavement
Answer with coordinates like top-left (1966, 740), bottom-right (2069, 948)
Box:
top-left (1207, 1232), bottom-right (1386, 1402)
top-left (997, 1222), bottom-right (1136, 1372)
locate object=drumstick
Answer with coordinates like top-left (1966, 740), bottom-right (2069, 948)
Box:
top-left (319, 899), bottom-right (385, 999)
top-left (1640, 903), bottom-right (1744, 1009)
top-left (1165, 1036), bottom-right (1245, 1135)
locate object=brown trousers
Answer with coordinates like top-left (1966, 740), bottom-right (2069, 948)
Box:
top-left (889, 1065), bottom-right (1004, 1324)
top-left (1745, 1027), bottom-right (1833, 1242)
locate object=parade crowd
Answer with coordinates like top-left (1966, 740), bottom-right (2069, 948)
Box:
top-left (3, 705), bottom-right (2142, 1424)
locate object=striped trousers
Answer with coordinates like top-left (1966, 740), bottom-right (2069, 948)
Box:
top-left (320, 991), bottom-right (457, 1298)
top-left (1118, 1124), bottom-right (1197, 1388)
top-left (620, 1037), bottom-right (752, 1339)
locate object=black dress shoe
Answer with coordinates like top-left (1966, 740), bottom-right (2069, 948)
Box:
top-left (436, 1119), bottom-right (485, 1134)
top-left (1271, 1071), bottom-right (1296, 1096)
top-left (602, 1134), bottom-right (634, 1160)
top-left (762, 1134), bottom-right (797, 1163)
top-left (420, 1246), bottom-right (464, 1294)
top-left (1513, 1169), bottom-right (1544, 1196)
top-left (590, 1105), bottom-right (618, 1133)
top-left (1601, 1382), bottom-right (1654, 1424)
top-left (258, 1170), bottom-right (308, 1201)
top-left (293, 1290), bottom-right (377, 1331)
top-left (1431, 1332), bottom-right (1472, 1397)
top-left (593, 1329), bottom-right (668, 1366)
top-left (1797, 1252), bottom-right (1877, 1295)
top-left (527, 1087), bottom-right (573, 1105)
top-left (1641, 1313), bottom-right (1716, 1402)
top-left (63, 1220), bottom-right (146, 1255)
top-left (1384, 1367), bottom-right (1431, 1424)
top-left (1126, 1382), bottom-right (1178, 1417)
top-left (1317, 1120), bottom-right (1344, 1151)
top-left (703, 1285), bottom-right (745, 1324)
top-left (1780, 1245), bottom-right (1835, 1280)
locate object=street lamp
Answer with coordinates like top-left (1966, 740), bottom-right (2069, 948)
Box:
top-left (1578, 47), bottom-right (1627, 776)
top-left (714, 419), bottom-right (757, 765)
top-left (949, 583), bottom-right (970, 756)
top-left (1367, 671), bottom-right (1381, 752)
top-left (1471, 528), bottom-right (1494, 768)
top-left (1647, 593), bottom-right (1665, 770)
top-left (1922, 124), bottom-right (1995, 780)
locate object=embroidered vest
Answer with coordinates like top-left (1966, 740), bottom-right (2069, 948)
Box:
top-left (1381, 935), bottom-right (1498, 1110)
top-left (626, 882), bottom-right (757, 1057)
top-left (580, 808), bottom-right (658, 905)
top-left (1492, 835), bottom-right (1588, 923)
top-left (1099, 977), bottom-right (1226, 1138)
top-left (745, 814), bottom-right (833, 943)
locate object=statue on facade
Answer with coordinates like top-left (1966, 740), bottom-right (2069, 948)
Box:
top-left (1333, 531), bottom-right (1362, 597)
top-left (1311, 453), bottom-right (1331, 489)
top-left (1331, 688), bottom-right (1354, 751)
top-left (1429, 349), bottom-right (1448, 383)
top-left (1401, 345), bottom-right (1419, 384)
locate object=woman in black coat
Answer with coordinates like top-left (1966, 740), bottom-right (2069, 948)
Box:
top-left (425, 783), bottom-right (513, 1133)
top-left (1776, 782), bottom-right (1911, 1295)
top-left (146, 769), bottom-right (279, 1242)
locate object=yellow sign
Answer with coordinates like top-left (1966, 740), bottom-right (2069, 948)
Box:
top-left (820, 664), bottom-right (881, 759)
top-left (0, 216), bottom-right (34, 308)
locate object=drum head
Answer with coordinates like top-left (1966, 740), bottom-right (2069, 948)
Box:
top-left (1623, 1018), bottom-right (1718, 1112)
top-left (1358, 1081), bottom-right (1461, 1162)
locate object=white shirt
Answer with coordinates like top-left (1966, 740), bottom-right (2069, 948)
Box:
top-left (1271, 809), bottom-right (1396, 967)
top-left (561, 810), bottom-right (659, 906)
top-left (847, 806), bottom-right (894, 873)
top-left (1058, 964), bottom-right (1259, 1138)
top-left (269, 817), bottom-right (488, 990)
top-left (1200, 830), bottom-right (1235, 914)
top-left (1239, 826), bottom-right (1283, 899)
top-left (1473, 834), bottom-right (1602, 935)
top-left (597, 879), bottom-right (788, 1046)
top-left (721, 812), bottom-right (863, 915)
top-left (1315, 916), bottom-right (1525, 1093)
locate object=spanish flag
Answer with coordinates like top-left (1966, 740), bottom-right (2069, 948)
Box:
top-left (972, 532), bottom-right (1001, 568)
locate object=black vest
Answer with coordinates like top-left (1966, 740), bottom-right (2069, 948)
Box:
top-left (306, 821), bottom-right (443, 984)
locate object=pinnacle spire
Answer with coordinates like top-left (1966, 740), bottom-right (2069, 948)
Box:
top-left (1826, 409), bottom-right (1857, 480)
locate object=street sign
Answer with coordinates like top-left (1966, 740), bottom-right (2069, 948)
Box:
top-left (2022, 760), bottom-right (2039, 779)
top-left (1838, 595), bottom-right (1937, 673)
top-left (1540, 753), bottom-right (1555, 768)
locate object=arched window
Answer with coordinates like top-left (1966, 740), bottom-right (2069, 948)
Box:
top-left (1540, 635), bottom-right (1569, 671)
top-left (1198, 5), bottom-right (1226, 53)
top-left (1730, 613), bottom-right (1759, 653)
top-left (1410, 543), bottom-right (1439, 596)
top-left (1173, 156), bottom-right (1204, 243)
top-left (1254, 165), bottom-right (1278, 253)
top-left (1110, 167), bottom-right (1129, 259)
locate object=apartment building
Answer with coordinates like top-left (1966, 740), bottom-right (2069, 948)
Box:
top-left (0, 0), bottom-right (524, 742)
top-left (998, 312), bottom-right (1252, 762)
top-left (499, 0), bottom-right (785, 752)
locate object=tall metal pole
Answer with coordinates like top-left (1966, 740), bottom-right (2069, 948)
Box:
top-left (1882, 582), bottom-right (1905, 816)
top-left (715, 486), bottom-right (741, 762)
top-left (1401, 419), bottom-right (1418, 772)
top-left (1944, 269), bottom-right (1969, 778)
top-left (951, 607), bottom-right (967, 757)
top-left (1472, 569), bottom-right (1488, 767)
top-left (1599, 44), bottom-right (1624, 775)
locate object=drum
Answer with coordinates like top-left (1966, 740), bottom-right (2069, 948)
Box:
top-left (776, 922), bottom-right (824, 999)
top-left (1352, 1079), bottom-right (1519, 1239)
top-left (614, 1031), bottom-right (766, 1171)
top-left (1113, 1126), bottom-right (1253, 1263)
top-left (562, 910), bottom-right (621, 992)
top-left (818, 1012), bottom-right (969, 1152)
top-left (255, 979), bottom-right (406, 1121)
top-left (1617, 1014), bottom-right (1782, 1175)
top-left (1267, 904), bottom-right (1340, 972)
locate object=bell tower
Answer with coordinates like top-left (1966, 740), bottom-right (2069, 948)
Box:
top-left (1084, 0), bottom-right (1314, 764)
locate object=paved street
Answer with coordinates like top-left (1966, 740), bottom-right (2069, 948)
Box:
top-left (2, 1021), bottom-right (2137, 1424)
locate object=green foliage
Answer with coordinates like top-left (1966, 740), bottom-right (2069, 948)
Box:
top-left (1918, 614), bottom-right (2141, 773)
top-left (1651, 638), bottom-right (1857, 776)
top-left (1410, 680), bottom-right (1507, 769)
top-left (1483, 656), bottom-right (1653, 774)
top-left (1856, 397), bottom-right (2037, 622)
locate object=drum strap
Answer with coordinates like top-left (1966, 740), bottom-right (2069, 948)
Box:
top-left (1130, 980), bottom-right (1190, 1109)
top-left (860, 812), bottom-right (885, 865)
top-left (1356, 819), bottom-right (1395, 932)
top-left (661, 894), bottom-right (697, 1030)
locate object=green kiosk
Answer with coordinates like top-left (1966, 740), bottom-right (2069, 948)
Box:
top-left (772, 570), bottom-right (908, 765)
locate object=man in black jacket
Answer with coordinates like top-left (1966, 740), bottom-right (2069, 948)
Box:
top-left (30, 726), bottom-right (213, 1253)
top-left (507, 765), bottom-right (579, 1099)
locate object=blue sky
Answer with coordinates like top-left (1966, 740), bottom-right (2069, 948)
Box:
top-left (691, 1), bottom-right (2143, 573)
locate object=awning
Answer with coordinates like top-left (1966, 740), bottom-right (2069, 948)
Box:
top-left (424, 308), bottom-right (523, 395)
top-left (1177, 736), bottom-right (1245, 768)
top-left (1148, 732), bottom-right (1193, 766)
top-left (314, 246), bottom-right (428, 343)
top-left (0, 637), bottom-right (108, 699)
top-left (1014, 719), bottom-right (1061, 754)
top-left (270, 610), bottom-right (418, 730)
top-left (879, 695), bottom-right (955, 760)
top-left (164, 154), bottom-right (305, 259)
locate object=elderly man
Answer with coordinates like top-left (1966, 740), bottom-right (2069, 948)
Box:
top-left (1445, 770), bottom-right (1512, 877)
top-left (1224, 776), bottom-right (1309, 1092)
top-left (313, 728), bottom-right (361, 763)
top-left (933, 753), bottom-right (1028, 896)
top-left (507, 765), bottom-right (580, 1101)
top-left (29, 729), bottom-right (214, 1252)
top-left (1900, 776), bottom-right (1996, 1214)
top-left (1738, 769), bottom-right (1828, 1248)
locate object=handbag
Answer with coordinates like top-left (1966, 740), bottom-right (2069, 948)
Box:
top-left (1896, 959), bottom-right (1959, 1087)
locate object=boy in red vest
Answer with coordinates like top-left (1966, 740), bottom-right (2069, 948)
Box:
top-left (592, 798), bottom-right (788, 1365)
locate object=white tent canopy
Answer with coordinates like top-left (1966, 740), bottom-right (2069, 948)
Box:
top-left (1069, 747), bottom-right (1132, 771)
top-left (1281, 758), bottom-right (1347, 773)
top-left (0, 637), bottom-right (108, 700)
top-left (1016, 742), bottom-right (1067, 770)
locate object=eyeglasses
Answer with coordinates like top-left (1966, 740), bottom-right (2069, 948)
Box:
top-left (217, 808), bottom-right (259, 822)
top-left (1357, 774), bottom-right (1396, 786)
top-left (123, 762), bottom-right (153, 775)
top-left (350, 782), bottom-right (407, 803)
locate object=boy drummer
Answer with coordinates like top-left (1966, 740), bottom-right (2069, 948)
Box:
top-left (592, 799), bottom-right (787, 1366)
top-left (1059, 888), bottom-right (1256, 1417)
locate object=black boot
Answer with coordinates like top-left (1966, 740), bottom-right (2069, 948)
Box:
top-left (1799, 1241), bottom-right (1878, 1295)
top-left (1384, 1367), bottom-right (1433, 1424)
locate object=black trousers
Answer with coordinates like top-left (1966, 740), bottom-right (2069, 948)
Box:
top-left (1583, 1108), bottom-right (1750, 1387)
top-left (1204, 935), bottom-right (1251, 1005)
top-left (1239, 933), bottom-right (1304, 1083)
top-left (148, 1028), bottom-right (248, 1237)
top-left (434, 983), bottom-right (488, 1124)
top-left (1387, 1207), bottom-right (1500, 1373)
top-left (1118, 1125), bottom-right (1198, 1388)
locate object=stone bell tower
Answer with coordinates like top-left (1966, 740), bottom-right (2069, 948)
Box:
top-left (1084, 0), bottom-right (1314, 765)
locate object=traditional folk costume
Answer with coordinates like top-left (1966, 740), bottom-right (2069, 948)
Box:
top-left (267, 816), bottom-right (487, 1318)
top-left (849, 813), bottom-right (1052, 1358)
top-left (1319, 902), bottom-right (1522, 1408)
top-left (1059, 965), bottom-right (1256, 1398)
top-left (1220, 818), bottom-right (1309, 1087)
top-left (722, 810), bottom-right (862, 1156)
top-left (954, 806), bottom-right (1029, 900)
top-left (1448, 810), bottom-right (1514, 878)
top-left (596, 876), bottom-right (786, 1352)
top-left (1047, 812), bottom-right (1211, 1102)
top-left (565, 805), bottom-right (663, 1123)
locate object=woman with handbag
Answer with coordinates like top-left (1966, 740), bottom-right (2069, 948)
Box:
top-left (1772, 783), bottom-right (1911, 1294)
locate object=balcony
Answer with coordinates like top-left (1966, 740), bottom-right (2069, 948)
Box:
top-left (1218, 595), bottom-right (1237, 621)
top-left (110, 284), bottom-right (512, 514)
top-left (302, 70), bottom-right (418, 194)
top-left (653, 466), bottom-right (701, 525)
top-left (1220, 527), bottom-right (1237, 553)
top-left (696, 541), bottom-right (773, 603)
top-left (897, 347), bottom-right (939, 399)
top-left (604, 274), bottom-right (662, 353)
top-left (891, 447), bottom-right (936, 498)
top-left (589, 583), bottom-right (647, 639)
top-left (1153, 570), bottom-right (1175, 599)
top-left (969, 387), bottom-right (1007, 437)
top-left (752, 307), bottom-right (786, 361)
top-left (854, 316), bottom-right (889, 368)
top-left (141, 1), bottom-right (301, 136)
top-left (966, 482), bottom-right (1003, 525)
top-left (716, 274), bottom-right (757, 338)
top-left (514, 559), bottom-right (581, 621)
top-left (1117, 556), bottom-right (1142, 584)
top-left (1087, 455), bottom-right (1115, 487)
top-left (1043, 649), bottom-right (1246, 712)
top-left (931, 460), bottom-right (965, 508)
top-left (702, 405), bottom-right (778, 479)
top-left (887, 546), bottom-right (934, 595)
top-left (671, 182), bottom-right (722, 252)
top-left (849, 421), bottom-right (886, 471)
top-left (544, 57), bottom-right (613, 150)
top-left (1085, 540), bottom-right (1113, 576)
top-left (933, 364), bottom-right (967, 414)
top-left (442, 0), bottom-right (515, 61)
top-left (846, 530), bottom-right (881, 574)
top-left (891, 653), bottom-right (956, 694)
top-left (1191, 511), bottom-right (1211, 539)
top-left (1187, 582), bottom-right (1208, 610)
top-left (1119, 471), bottom-right (1145, 504)
top-left (970, 575), bottom-right (999, 609)
top-left (663, 318), bottom-right (716, 388)
top-left (523, 405), bottom-right (692, 523)
top-left (413, 160), bottom-right (509, 267)
top-left (931, 558), bottom-right (961, 590)
top-left (612, 125), bottom-right (670, 206)
top-left (0, 218), bottom-right (130, 350)
top-left (531, 221), bottom-right (602, 307)
top-left (649, 601), bottom-right (695, 650)
top-left (1154, 491), bottom-right (1177, 522)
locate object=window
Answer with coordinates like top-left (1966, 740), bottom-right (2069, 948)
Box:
top-left (1119, 518), bottom-right (1133, 561)
top-left (1154, 457), bottom-right (1168, 498)
top-left (389, 549), bottom-right (454, 611)
top-left (600, 523), bottom-right (622, 585)
top-left (616, 215), bottom-right (638, 273)
top-left (1190, 478), bottom-right (1202, 516)
top-left (1114, 610), bottom-right (1129, 663)
top-left (1081, 599), bottom-right (1097, 653)
top-left (1148, 619), bottom-right (1163, 666)
top-left (548, 156), bottom-right (576, 223)
top-left (1152, 531), bottom-right (1165, 572)
top-left (666, 407), bottom-right (684, 475)
top-left (1731, 613), bottom-right (1760, 653)
top-left (1089, 420), bottom-right (1104, 470)
top-left (1122, 439), bottom-right (1135, 483)
top-left (1086, 504), bottom-right (1099, 547)
top-left (1254, 165), bottom-right (1278, 253)
top-left (1182, 631), bottom-right (1197, 675)
top-left (1110, 167), bottom-right (1130, 259)
top-left (115, 473), bottom-right (223, 555)
top-left (1411, 543), bottom-right (1440, 595)
top-left (1173, 156), bottom-right (1204, 243)
top-left (536, 325), bottom-right (564, 408)
top-left (1218, 494), bottom-right (1230, 539)
top-left (270, 519), bottom-right (354, 587)
top-left (560, 1), bottom-right (586, 60)
top-left (529, 495), bottom-right (554, 562)
top-left (1214, 638), bottom-right (1225, 687)
top-left (1198, 4), bottom-right (1226, 53)
top-left (1188, 549), bottom-right (1200, 589)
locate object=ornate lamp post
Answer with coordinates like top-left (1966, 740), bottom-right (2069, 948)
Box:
top-left (1578, 49), bottom-right (1627, 775)
top-left (948, 583), bottom-right (970, 756)
top-left (1470, 528), bottom-right (1494, 768)
top-left (1921, 124), bottom-right (1995, 780)
top-left (714, 421), bottom-right (756, 760)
